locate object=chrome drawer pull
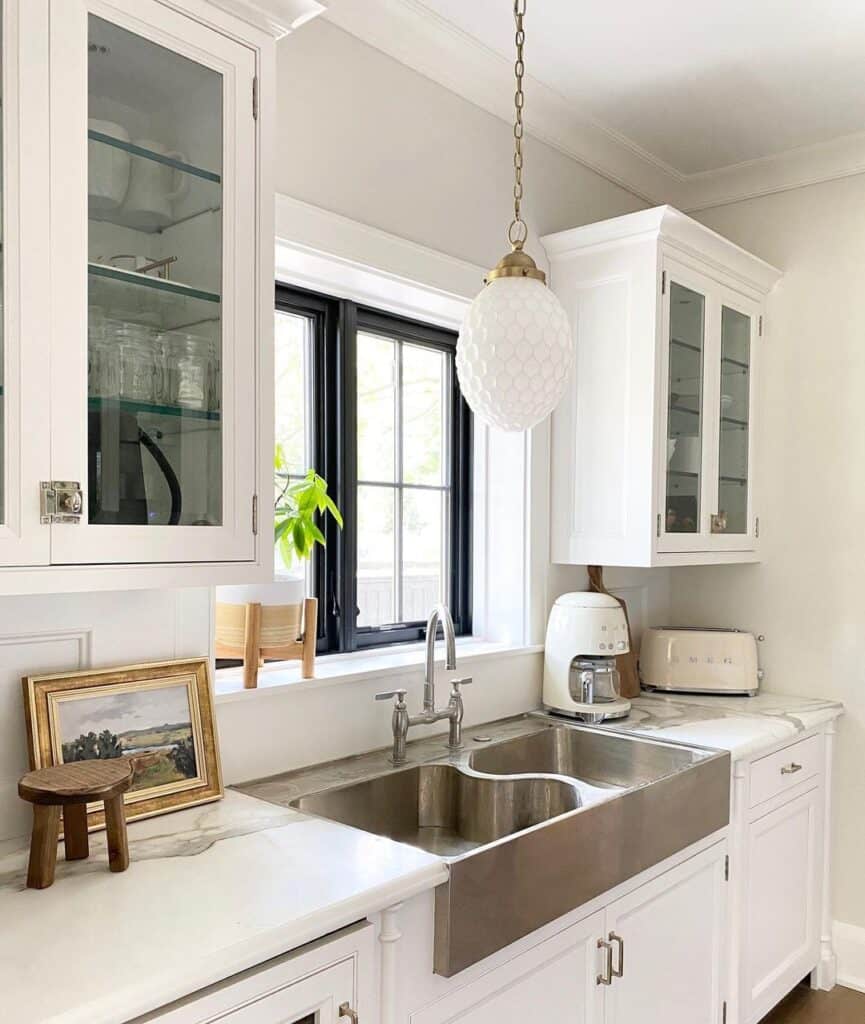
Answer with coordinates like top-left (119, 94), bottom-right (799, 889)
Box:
top-left (339, 1002), bottom-right (359, 1023)
top-left (609, 932), bottom-right (624, 978)
top-left (597, 938), bottom-right (613, 985)
top-left (780, 762), bottom-right (803, 775)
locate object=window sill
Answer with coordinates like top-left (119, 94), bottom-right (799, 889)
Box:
top-left (213, 639), bottom-right (543, 704)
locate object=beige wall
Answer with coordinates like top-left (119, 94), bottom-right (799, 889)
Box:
top-left (275, 19), bottom-right (644, 269)
top-left (670, 174), bottom-right (865, 929)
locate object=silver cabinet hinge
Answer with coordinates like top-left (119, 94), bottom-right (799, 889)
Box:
top-left (40, 481), bottom-right (83, 524)
top-left (661, 270), bottom-right (666, 295)
top-left (758, 315), bottom-right (763, 337)
top-left (656, 513), bottom-right (662, 538)
top-left (755, 516), bottom-right (760, 539)
top-left (252, 494), bottom-right (259, 535)
top-left (722, 1000), bottom-right (727, 1023)
top-left (252, 76), bottom-right (259, 120)
top-left (724, 855), bottom-right (730, 881)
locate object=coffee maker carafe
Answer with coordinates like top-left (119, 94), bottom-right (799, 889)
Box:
top-left (543, 592), bottom-right (631, 723)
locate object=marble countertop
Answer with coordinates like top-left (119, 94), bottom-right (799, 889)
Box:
top-left (587, 691), bottom-right (843, 760)
top-left (0, 790), bottom-right (448, 1024)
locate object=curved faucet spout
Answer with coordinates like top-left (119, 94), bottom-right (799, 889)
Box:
top-left (424, 604), bottom-right (456, 712)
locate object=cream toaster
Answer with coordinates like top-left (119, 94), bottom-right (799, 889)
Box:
top-left (639, 627), bottom-right (760, 696)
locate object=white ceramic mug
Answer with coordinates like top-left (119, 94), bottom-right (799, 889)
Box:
top-left (121, 139), bottom-right (188, 230)
top-left (88, 119), bottom-right (131, 213)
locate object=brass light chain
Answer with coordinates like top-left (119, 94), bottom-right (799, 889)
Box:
top-left (508, 0), bottom-right (528, 250)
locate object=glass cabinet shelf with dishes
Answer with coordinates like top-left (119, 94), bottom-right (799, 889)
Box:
top-left (545, 206), bottom-right (781, 568)
top-left (0, 0), bottom-right (276, 589)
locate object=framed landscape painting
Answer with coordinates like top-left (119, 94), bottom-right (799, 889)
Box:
top-left (22, 659), bottom-right (222, 828)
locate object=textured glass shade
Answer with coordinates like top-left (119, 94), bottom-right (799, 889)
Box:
top-left (456, 276), bottom-right (573, 432)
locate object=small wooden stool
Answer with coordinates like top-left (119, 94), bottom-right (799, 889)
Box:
top-left (18, 760), bottom-right (133, 889)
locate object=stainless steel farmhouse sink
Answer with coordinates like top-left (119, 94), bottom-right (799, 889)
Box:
top-left (293, 762), bottom-right (581, 857)
top-left (240, 717), bottom-right (730, 977)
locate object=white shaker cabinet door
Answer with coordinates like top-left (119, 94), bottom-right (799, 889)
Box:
top-left (741, 787), bottom-right (822, 1024)
top-left (604, 843), bottom-right (728, 1024)
top-left (412, 910), bottom-right (606, 1024)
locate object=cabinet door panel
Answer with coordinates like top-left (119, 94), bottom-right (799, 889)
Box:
top-left (412, 910), bottom-right (605, 1024)
top-left (742, 788), bottom-right (821, 1024)
top-left (0, 0), bottom-right (51, 566)
top-left (49, 0), bottom-right (256, 565)
top-left (604, 843), bottom-right (727, 1024)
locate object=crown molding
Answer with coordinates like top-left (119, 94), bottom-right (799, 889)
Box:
top-left (324, 0), bottom-right (865, 213)
top-left (208, 0), bottom-right (327, 38)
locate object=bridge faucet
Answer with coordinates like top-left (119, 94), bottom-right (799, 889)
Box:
top-left (375, 604), bottom-right (471, 765)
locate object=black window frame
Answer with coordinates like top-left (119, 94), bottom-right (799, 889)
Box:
top-left (275, 283), bottom-right (472, 655)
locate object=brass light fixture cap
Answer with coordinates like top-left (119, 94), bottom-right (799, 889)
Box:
top-left (485, 248), bottom-right (547, 285)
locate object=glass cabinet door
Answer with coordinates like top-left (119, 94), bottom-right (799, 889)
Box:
top-left (49, 0), bottom-right (257, 565)
top-left (664, 280), bottom-right (707, 537)
top-left (713, 303), bottom-right (753, 536)
top-left (87, 13), bottom-right (223, 528)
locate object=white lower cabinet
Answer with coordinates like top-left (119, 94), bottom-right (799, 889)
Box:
top-left (740, 786), bottom-right (822, 1024)
top-left (410, 841), bottom-right (728, 1024)
top-left (411, 910), bottom-right (606, 1024)
top-left (140, 922), bottom-right (374, 1024)
top-left (604, 842), bottom-right (728, 1024)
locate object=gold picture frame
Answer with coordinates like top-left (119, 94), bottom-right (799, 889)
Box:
top-left (22, 658), bottom-right (223, 829)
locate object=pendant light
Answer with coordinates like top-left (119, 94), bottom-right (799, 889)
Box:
top-left (456, 0), bottom-right (573, 432)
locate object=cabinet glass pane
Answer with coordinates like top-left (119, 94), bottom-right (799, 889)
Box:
top-left (0, 11), bottom-right (4, 525)
top-left (87, 16), bottom-right (223, 526)
top-left (717, 305), bottom-right (751, 534)
top-left (666, 282), bottom-right (705, 534)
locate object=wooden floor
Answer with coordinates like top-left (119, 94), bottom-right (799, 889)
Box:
top-left (761, 984), bottom-right (865, 1022)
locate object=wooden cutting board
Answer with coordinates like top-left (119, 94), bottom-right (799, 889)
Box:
top-left (587, 565), bottom-right (641, 699)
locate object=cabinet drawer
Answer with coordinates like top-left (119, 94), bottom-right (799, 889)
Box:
top-left (749, 735), bottom-right (822, 808)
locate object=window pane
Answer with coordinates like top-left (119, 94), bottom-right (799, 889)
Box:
top-left (357, 485), bottom-right (396, 627)
top-left (717, 305), bottom-right (751, 534)
top-left (666, 282), bottom-right (705, 534)
top-left (403, 343), bottom-right (446, 486)
top-left (357, 332), bottom-right (396, 483)
top-left (402, 488), bottom-right (444, 622)
top-left (275, 311), bottom-right (309, 477)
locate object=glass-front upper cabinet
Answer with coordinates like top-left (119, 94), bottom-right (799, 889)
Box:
top-left (49, 0), bottom-right (258, 565)
top-left (659, 259), bottom-right (759, 552)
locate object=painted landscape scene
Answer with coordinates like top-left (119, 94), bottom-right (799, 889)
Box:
top-left (57, 683), bottom-right (198, 792)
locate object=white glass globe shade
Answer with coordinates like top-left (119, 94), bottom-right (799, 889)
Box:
top-left (456, 276), bottom-right (573, 432)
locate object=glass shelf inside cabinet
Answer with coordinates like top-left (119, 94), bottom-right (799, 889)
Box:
top-left (88, 131), bottom-right (221, 234)
top-left (87, 397), bottom-right (220, 422)
top-left (88, 263), bottom-right (219, 331)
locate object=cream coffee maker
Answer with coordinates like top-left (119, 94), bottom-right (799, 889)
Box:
top-left (543, 592), bottom-right (631, 723)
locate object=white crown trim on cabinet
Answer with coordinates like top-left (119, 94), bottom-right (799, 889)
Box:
top-left (324, 0), bottom-right (865, 212)
top-left (199, 0), bottom-right (327, 37)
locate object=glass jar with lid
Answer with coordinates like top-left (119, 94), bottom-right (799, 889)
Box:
top-left (117, 321), bottom-right (157, 402)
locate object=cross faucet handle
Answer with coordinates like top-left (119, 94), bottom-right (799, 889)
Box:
top-left (375, 689), bottom-right (407, 706)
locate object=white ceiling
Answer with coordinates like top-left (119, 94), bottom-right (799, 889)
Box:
top-left (322, 0), bottom-right (865, 210)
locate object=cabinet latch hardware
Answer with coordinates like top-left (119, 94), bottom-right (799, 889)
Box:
top-left (710, 512), bottom-right (727, 534)
top-left (252, 75), bottom-right (259, 120)
top-left (338, 1002), bottom-right (359, 1023)
top-left (722, 1000), bottom-right (727, 1024)
top-left (40, 481), bottom-right (83, 524)
top-left (656, 512), bottom-right (662, 538)
top-left (724, 855), bottom-right (730, 881)
top-left (252, 494), bottom-right (259, 535)
top-left (755, 516), bottom-right (760, 538)
top-left (758, 315), bottom-right (763, 337)
top-left (661, 270), bottom-right (666, 295)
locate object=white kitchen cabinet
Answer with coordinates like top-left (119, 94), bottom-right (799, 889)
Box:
top-left (603, 841), bottom-right (728, 1024)
top-left (411, 910), bottom-right (606, 1024)
top-left (0, 0), bottom-right (276, 592)
top-left (542, 206), bottom-right (781, 568)
top-left (141, 922), bottom-right (375, 1023)
top-left (405, 840), bottom-right (728, 1024)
